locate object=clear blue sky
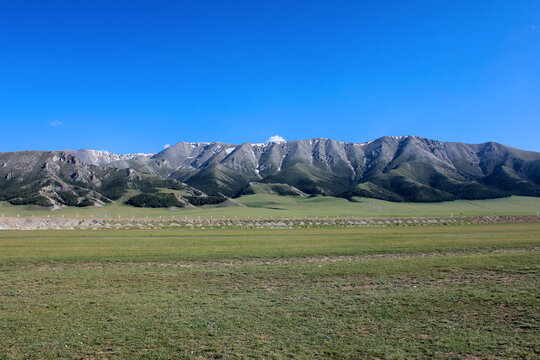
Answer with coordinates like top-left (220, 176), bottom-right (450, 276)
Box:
top-left (1, 1), bottom-right (538, 153)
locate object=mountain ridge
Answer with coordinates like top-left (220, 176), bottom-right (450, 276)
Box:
top-left (1, 136), bottom-right (539, 207)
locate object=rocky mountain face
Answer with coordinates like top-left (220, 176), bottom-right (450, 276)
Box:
top-left (1, 136), bottom-right (539, 207)
top-left (0, 151), bottom-right (216, 209)
top-left (75, 136), bottom-right (540, 201)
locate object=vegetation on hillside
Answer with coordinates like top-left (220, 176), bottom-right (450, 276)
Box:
top-left (125, 193), bottom-right (184, 208)
top-left (184, 195), bottom-right (227, 206)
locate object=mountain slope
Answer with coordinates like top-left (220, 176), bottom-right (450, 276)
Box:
top-left (0, 151), bottom-right (220, 208)
top-left (145, 136), bottom-right (540, 201)
top-left (2, 136), bottom-right (539, 205)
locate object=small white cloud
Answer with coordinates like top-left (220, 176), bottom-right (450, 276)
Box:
top-left (163, 144), bottom-right (171, 149)
top-left (49, 120), bottom-right (63, 127)
top-left (529, 25), bottom-right (536, 30)
top-left (266, 135), bottom-right (286, 143)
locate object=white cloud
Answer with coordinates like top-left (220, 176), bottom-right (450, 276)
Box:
top-left (529, 25), bottom-right (536, 30)
top-left (266, 135), bottom-right (286, 143)
top-left (49, 120), bottom-right (63, 127)
top-left (163, 144), bottom-right (171, 149)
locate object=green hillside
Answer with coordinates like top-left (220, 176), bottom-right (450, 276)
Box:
top-left (1, 195), bottom-right (539, 219)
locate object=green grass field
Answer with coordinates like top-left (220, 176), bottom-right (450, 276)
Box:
top-left (1, 195), bottom-right (540, 219)
top-left (1, 223), bottom-right (539, 359)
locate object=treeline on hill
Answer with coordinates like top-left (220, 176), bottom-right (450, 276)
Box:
top-left (8, 195), bottom-right (52, 207)
top-left (125, 193), bottom-right (185, 208)
top-left (101, 176), bottom-right (190, 200)
top-left (184, 195), bottom-right (227, 206)
top-left (52, 189), bottom-right (102, 207)
top-left (124, 178), bottom-right (229, 208)
top-left (125, 193), bottom-right (227, 208)
top-left (123, 177), bottom-right (227, 208)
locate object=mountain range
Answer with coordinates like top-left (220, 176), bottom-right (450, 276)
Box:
top-left (1, 136), bottom-right (539, 208)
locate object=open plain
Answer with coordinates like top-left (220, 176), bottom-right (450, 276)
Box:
top-left (1, 220), bottom-right (539, 359)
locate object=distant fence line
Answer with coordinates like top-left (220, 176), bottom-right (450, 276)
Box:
top-left (0, 215), bottom-right (539, 230)
top-left (3, 211), bottom-right (538, 220)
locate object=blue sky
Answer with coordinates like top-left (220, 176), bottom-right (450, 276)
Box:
top-left (1, 1), bottom-right (538, 153)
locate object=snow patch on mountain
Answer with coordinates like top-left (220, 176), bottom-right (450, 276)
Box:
top-left (70, 149), bottom-right (155, 165)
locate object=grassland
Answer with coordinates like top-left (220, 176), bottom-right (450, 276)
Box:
top-left (1, 195), bottom-right (540, 219)
top-left (0, 223), bottom-right (539, 359)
